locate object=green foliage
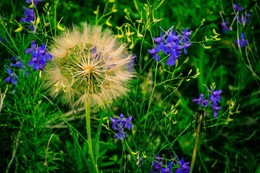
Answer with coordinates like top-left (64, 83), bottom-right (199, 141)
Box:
top-left (1, 0), bottom-right (259, 172)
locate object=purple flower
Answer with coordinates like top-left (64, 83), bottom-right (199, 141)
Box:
top-left (148, 27), bottom-right (192, 66)
top-left (110, 113), bottom-right (133, 139)
top-left (192, 94), bottom-right (208, 107)
top-left (193, 87), bottom-right (222, 117)
top-left (10, 57), bottom-right (25, 69)
top-left (20, 8), bottom-right (35, 23)
top-left (150, 156), bottom-right (163, 173)
top-left (233, 4), bottom-right (243, 12)
top-left (161, 162), bottom-right (173, 173)
top-left (210, 90), bottom-right (222, 105)
top-left (5, 68), bottom-right (18, 85)
top-left (221, 21), bottom-right (230, 33)
top-left (235, 33), bottom-right (248, 48)
top-left (209, 90), bottom-right (222, 117)
top-left (175, 158), bottom-right (190, 173)
top-left (28, 55), bottom-right (46, 70)
top-left (211, 105), bottom-right (221, 118)
top-left (128, 55), bottom-right (136, 71)
top-left (125, 116), bottom-right (133, 130)
top-left (180, 28), bottom-right (192, 54)
top-left (154, 33), bottom-right (164, 44)
top-left (233, 4), bottom-right (250, 26)
top-left (37, 44), bottom-right (52, 62)
top-left (26, 41), bottom-right (52, 70)
top-left (166, 31), bottom-right (180, 43)
top-left (148, 43), bottom-right (165, 62)
top-left (149, 156), bottom-right (174, 173)
top-left (25, 41), bottom-right (37, 54)
top-left (25, 0), bottom-right (42, 6)
top-left (238, 12), bottom-right (250, 25)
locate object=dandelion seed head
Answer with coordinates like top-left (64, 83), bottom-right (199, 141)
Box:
top-left (44, 24), bottom-right (135, 108)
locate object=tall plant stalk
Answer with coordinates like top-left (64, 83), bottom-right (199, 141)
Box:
top-left (85, 102), bottom-right (98, 173)
top-left (190, 113), bottom-right (203, 173)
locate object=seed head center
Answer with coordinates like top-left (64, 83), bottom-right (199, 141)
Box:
top-left (83, 64), bottom-right (94, 75)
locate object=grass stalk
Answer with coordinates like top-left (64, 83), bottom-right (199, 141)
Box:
top-left (190, 113), bottom-right (203, 173)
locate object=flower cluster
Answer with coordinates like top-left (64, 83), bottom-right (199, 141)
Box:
top-left (110, 114), bottom-right (132, 139)
top-left (221, 4), bottom-right (249, 48)
top-left (4, 41), bottom-right (51, 86)
top-left (233, 4), bottom-right (250, 26)
top-left (4, 57), bottom-right (26, 85)
top-left (20, 0), bottom-right (42, 31)
top-left (193, 89), bottom-right (222, 117)
top-left (25, 41), bottom-right (52, 71)
top-left (149, 156), bottom-right (190, 173)
top-left (20, 8), bottom-right (34, 24)
top-left (150, 156), bottom-right (173, 173)
top-left (148, 27), bottom-right (192, 66)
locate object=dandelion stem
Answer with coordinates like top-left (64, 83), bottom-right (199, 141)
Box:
top-left (190, 113), bottom-right (203, 173)
top-left (85, 102), bottom-right (99, 173)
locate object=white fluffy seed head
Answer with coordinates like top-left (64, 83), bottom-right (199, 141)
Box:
top-left (44, 23), bottom-right (135, 109)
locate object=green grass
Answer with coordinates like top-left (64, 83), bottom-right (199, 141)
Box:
top-left (1, 0), bottom-right (259, 172)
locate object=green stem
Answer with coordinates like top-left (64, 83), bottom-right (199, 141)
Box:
top-left (85, 102), bottom-right (98, 173)
top-left (0, 18), bottom-right (19, 54)
top-left (190, 113), bottom-right (203, 173)
top-left (143, 62), bottom-right (158, 128)
top-left (53, 0), bottom-right (59, 37)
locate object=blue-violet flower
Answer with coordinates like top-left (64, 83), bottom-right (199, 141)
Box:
top-left (175, 158), bottom-right (190, 173)
top-left (233, 4), bottom-right (243, 12)
top-left (110, 114), bottom-right (133, 139)
top-left (192, 94), bottom-right (208, 107)
top-left (221, 21), bottom-right (230, 33)
top-left (10, 57), bottom-right (25, 69)
top-left (193, 88), bottom-right (222, 117)
top-left (20, 8), bottom-right (35, 23)
top-left (26, 41), bottom-right (52, 70)
top-left (5, 68), bottom-right (18, 85)
top-left (148, 27), bottom-right (192, 66)
top-left (235, 33), bottom-right (248, 48)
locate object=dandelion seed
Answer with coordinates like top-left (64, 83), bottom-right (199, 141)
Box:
top-left (44, 24), bottom-right (135, 108)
